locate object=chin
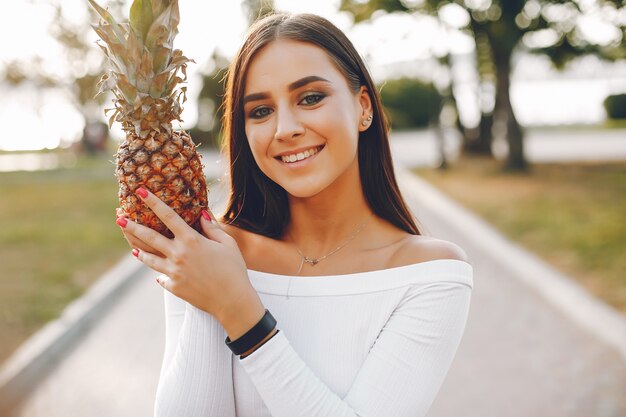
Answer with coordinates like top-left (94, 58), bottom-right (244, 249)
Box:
top-left (284, 186), bottom-right (323, 199)
top-left (280, 180), bottom-right (329, 199)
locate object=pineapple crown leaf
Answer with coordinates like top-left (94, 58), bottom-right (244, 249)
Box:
top-left (89, 0), bottom-right (192, 137)
top-left (150, 0), bottom-right (172, 19)
top-left (129, 0), bottom-right (154, 41)
top-left (88, 0), bottom-right (126, 45)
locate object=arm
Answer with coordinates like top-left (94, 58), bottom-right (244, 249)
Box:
top-left (238, 281), bottom-right (472, 417)
top-left (154, 287), bottom-right (236, 417)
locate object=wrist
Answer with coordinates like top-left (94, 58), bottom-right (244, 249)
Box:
top-left (218, 287), bottom-right (264, 338)
top-left (224, 309), bottom-right (278, 356)
top-left (221, 300), bottom-right (266, 342)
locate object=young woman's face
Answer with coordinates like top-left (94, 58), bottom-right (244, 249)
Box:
top-left (243, 39), bottom-right (371, 199)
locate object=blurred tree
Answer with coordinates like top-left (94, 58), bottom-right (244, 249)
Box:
top-left (380, 77), bottom-right (448, 169)
top-left (0, 58), bottom-right (56, 88)
top-left (341, 0), bottom-right (626, 172)
top-left (340, 1), bottom-right (480, 157)
top-left (603, 94), bottom-right (626, 119)
top-left (0, 0), bottom-right (125, 153)
top-left (190, 0), bottom-right (275, 151)
top-left (193, 51), bottom-right (229, 149)
top-left (51, 0), bottom-right (127, 154)
top-left (379, 78), bottom-right (443, 129)
top-left (469, 23), bottom-right (497, 155)
top-left (242, 0), bottom-right (276, 26)
top-left (191, 0), bottom-right (275, 150)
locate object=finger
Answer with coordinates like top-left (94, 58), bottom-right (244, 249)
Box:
top-left (117, 210), bottom-right (166, 256)
top-left (135, 187), bottom-right (189, 237)
top-left (133, 248), bottom-right (170, 275)
top-left (121, 228), bottom-right (165, 257)
top-left (155, 274), bottom-right (173, 292)
top-left (200, 208), bottom-right (230, 244)
top-left (119, 217), bottom-right (172, 257)
top-left (202, 205), bottom-right (221, 227)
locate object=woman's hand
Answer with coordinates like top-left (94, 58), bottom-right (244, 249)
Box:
top-left (115, 187), bottom-right (260, 324)
top-left (116, 207), bottom-right (165, 257)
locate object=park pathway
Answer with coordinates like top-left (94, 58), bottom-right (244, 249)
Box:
top-left (8, 137), bottom-right (626, 417)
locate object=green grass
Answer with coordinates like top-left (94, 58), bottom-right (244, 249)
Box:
top-left (0, 153), bottom-right (129, 364)
top-left (413, 157), bottom-right (626, 314)
top-left (603, 118), bottom-right (626, 129)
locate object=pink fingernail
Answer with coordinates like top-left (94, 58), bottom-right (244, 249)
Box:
top-left (136, 187), bottom-right (148, 199)
top-left (201, 210), bottom-right (211, 221)
top-left (132, 248), bottom-right (139, 257)
top-left (116, 217), bottom-right (127, 228)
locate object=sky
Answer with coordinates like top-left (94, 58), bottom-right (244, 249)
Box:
top-left (0, 0), bottom-right (625, 151)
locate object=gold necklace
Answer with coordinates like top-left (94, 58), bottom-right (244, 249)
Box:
top-left (284, 215), bottom-right (372, 300)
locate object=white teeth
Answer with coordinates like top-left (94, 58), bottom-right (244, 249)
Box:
top-left (280, 146), bottom-right (321, 163)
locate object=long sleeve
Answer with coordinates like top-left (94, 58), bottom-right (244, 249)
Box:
top-left (154, 287), bottom-right (236, 417)
top-left (239, 281), bottom-right (472, 417)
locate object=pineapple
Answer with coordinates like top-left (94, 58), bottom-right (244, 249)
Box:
top-left (89, 0), bottom-right (208, 238)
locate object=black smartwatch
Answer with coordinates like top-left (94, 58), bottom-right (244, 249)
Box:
top-left (225, 309), bottom-right (277, 356)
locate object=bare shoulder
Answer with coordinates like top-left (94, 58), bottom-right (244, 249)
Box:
top-left (389, 234), bottom-right (469, 268)
top-left (220, 222), bottom-right (248, 249)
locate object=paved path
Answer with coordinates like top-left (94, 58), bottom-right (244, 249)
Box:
top-left (8, 142), bottom-right (626, 417)
top-left (396, 172), bottom-right (626, 417)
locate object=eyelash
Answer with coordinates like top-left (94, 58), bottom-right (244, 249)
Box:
top-left (248, 93), bottom-right (326, 119)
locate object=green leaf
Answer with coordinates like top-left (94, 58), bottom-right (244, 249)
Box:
top-left (152, 46), bottom-right (171, 74)
top-left (129, 0), bottom-right (154, 40)
top-left (144, 4), bottom-right (172, 52)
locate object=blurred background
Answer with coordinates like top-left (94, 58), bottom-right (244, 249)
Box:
top-left (1, 0), bottom-right (625, 415)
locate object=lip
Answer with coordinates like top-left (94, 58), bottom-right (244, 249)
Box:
top-left (274, 145), bottom-right (324, 158)
top-left (276, 145), bottom-right (324, 168)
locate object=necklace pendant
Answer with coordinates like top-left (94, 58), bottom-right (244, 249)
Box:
top-left (304, 257), bottom-right (319, 266)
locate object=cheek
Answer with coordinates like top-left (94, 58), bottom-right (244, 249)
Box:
top-left (245, 126), bottom-right (274, 170)
top-left (319, 106), bottom-right (360, 145)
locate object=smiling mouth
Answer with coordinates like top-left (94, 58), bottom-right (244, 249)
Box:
top-left (275, 145), bottom-right (325, 164)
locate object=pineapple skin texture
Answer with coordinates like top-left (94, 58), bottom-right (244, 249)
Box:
top-left (116, 129), bottom-right (208, 238)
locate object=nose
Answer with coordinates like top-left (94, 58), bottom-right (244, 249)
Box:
top-left (273, 104), bottom-right (305, 142)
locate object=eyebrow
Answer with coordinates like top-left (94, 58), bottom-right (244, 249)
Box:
top-left (243, 76), bottom-right (331, 105)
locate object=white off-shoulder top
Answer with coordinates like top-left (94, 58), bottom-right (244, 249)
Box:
top-left (154, 259), bottom-right (473, 417)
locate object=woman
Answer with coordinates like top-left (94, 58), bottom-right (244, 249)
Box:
top-left (117, 12), bottom-right (473, 417)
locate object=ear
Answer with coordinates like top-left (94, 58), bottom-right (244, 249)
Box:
top-left (357, 86), bottom-right (374, 132)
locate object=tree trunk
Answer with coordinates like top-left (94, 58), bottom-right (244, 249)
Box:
top-left (435, 121), bottom-right (447, 170)
top-left (493, 52), bottom-right (528, 172)
top-left (463, 20), bottom-right (494, 156)
top-left (439, 52), bottom-right (474, 155)
top-left (463, 111), bottom-right (493, 154)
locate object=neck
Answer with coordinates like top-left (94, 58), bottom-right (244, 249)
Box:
top-left (284, 180), bottom-right (374, 258)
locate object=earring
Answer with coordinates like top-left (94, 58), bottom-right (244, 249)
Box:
top-left (361, 114), bottom-right (373, 126)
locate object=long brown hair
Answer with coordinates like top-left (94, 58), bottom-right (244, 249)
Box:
top-left (220, 12), bottom-right (422, 238)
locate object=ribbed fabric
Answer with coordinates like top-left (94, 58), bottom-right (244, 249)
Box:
top-left (155, 259), bottom-right (473, 417)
